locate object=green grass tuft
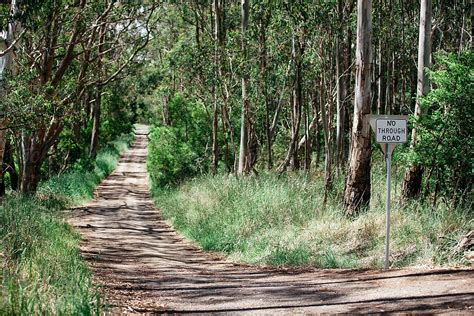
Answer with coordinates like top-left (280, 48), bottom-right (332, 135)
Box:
top-left (151, 169), bottom-right (472, 269)
top-left (0, 132), bottom-right (132, 315)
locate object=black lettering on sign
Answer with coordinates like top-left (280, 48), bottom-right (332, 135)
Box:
top-left (387, 120), bottom-right (396, 126)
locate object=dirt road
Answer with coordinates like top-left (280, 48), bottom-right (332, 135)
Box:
top-left (71, 125), bottom-right (473, 314)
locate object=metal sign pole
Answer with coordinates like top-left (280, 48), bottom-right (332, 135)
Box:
top-left (384, 143), bottom-right (391, 270)
top-left (368, 115), bottom-right (408, 270)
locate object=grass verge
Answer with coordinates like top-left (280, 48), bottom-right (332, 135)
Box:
top-left (0, 133), bottom-right (133, 315)
top-left (151, 170), bottom-right (472, 269)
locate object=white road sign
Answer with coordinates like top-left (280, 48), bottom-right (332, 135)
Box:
top-left (376, 119), bottom-right (407, 144)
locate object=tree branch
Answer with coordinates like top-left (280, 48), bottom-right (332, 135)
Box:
top-left (0, 29), bottom-right (25, 57)
top-left (98, 7), bottom-right (156, 87)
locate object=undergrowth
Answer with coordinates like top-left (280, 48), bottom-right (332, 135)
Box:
top-left (151, 164), bottom-right (472, 269)
top-left (0, 133), bottom-right (133, 315)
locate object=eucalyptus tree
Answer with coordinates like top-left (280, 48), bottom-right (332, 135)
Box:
top-left (237, 0), bottom-right (251, 174)
top-left (344, 0), bottom-right (373, 215)
top-left (0, 0), bottom-right (21, 195)
top-left (0, 0), bottom-right (156, 192)
top-left (401, 0), bottom-right (432, 200)
top-left (335, 0), bottom-right (354, 175)
top-left (89, 2), bottom-right (156, 158)
top-left (211, 0), bottom-right (221, 174)
top-left (277, 2), bottom-right (308, 173)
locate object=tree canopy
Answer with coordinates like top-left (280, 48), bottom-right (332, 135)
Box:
top-left (0, 0), bottom-right (472, 209)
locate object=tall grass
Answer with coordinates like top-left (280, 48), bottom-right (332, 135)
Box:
top-left (152, 165), bottom-right (472, 269)
top-left (0, 133), bottom-right (133, 315)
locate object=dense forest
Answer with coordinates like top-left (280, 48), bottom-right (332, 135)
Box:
top-left (0, 0), bottom-right (472, 207)
top-left (0, 0), bottom-right (473, 313)
top-left (143, 0), bottom-right (473, 213)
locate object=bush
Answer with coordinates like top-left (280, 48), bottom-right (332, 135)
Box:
top-left (147, 93), bottom-right (210, 187)
top-left (404, 50), bottom-right (473, 205)
top-left (147, 126), bottom-right (199, 187)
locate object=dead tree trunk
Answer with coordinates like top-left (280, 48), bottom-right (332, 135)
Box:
top-left (344, 0), bottom-right (373, 215)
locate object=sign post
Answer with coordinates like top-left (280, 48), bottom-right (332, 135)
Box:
top-left (384, 143), bottom-right (391, 270)
top-left (369, 115), bottom-right (408, 270)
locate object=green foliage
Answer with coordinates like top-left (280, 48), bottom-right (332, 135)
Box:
top-left (0, 133), bottom-right (131, 314)
top-left (147, 93), bottom-right (210, 187)
top-left (152, 171), bottom-right (472, 269)
top-left (100, 82), bottom-right (138, 144)
top-left (0, 196), bottom-right (99, 315)
top-left (147, 126), bottom-right (198, 187)
top-left (405, 50), bottom-right (473, 204)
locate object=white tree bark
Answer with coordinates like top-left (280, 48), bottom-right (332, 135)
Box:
top-left (401, 0), bottom-right (432, 200)
top-left (237, 0), bottom-right (250, 174)
top-left (344, 0), bottom-right (373, 215)
top-left (413, 0), bottom-right (432, 143)
top-left (0, 0), bottom-right (21, 192)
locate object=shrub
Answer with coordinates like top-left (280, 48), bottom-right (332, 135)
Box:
top-left (147, 126), bottom-right (199, 187)
top-left (404, 50), bottom-right (473, 205)
top-left (147, 93), bottom-right (210, 187)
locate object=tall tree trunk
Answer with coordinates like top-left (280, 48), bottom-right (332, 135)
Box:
top-left (320, 73), bottom-right (333, 203)
top-left (19, 136), bottom-right (43, 193)
top-left (385, 51), bottom-right (392, 114)
top-left (90, 88), bottom-right (102, 158)
top-left (0, 0), bottom-right (21, 196)
top-left (290, 36), bottom-right (303, 170)
top-left (215, 1), bottom-right (236, 172)
top-left (90, 24), bottom-right (106, 158)
top-left (218, 55), bottom-right (237, 172)
top-left (303, 95), bottom-right (311, 171)
top-left (336, 34), bottom-right (347, 176)
top-left (336, 0), bottom-right (354, 176)
top-left (344, 0), bottom-right (373, 216)
top-left (279, 36), bottom-right (303, 172)
top-left (1, 140), bottom-right (18, 193)
top-left (237, 0), bottom-right (250, 174)
top-left (377, 40), bottom-right (385, 114)
top-left (211, 94), bottom-right (219, 174)
top-left (402, 0), bottom-right (432, 200)
top-left (211, 0), bottom-right (221, 174)
top-left (312, 90), bottom-right (322, 168)
top-left (0, 125), bottom-right (6, 197)
top-left (259, 13), bottom-right (273, 170)
top-left (471, 0), bottom-right (474, 50)
top-left (343, 10), bottom-right (353, 163)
